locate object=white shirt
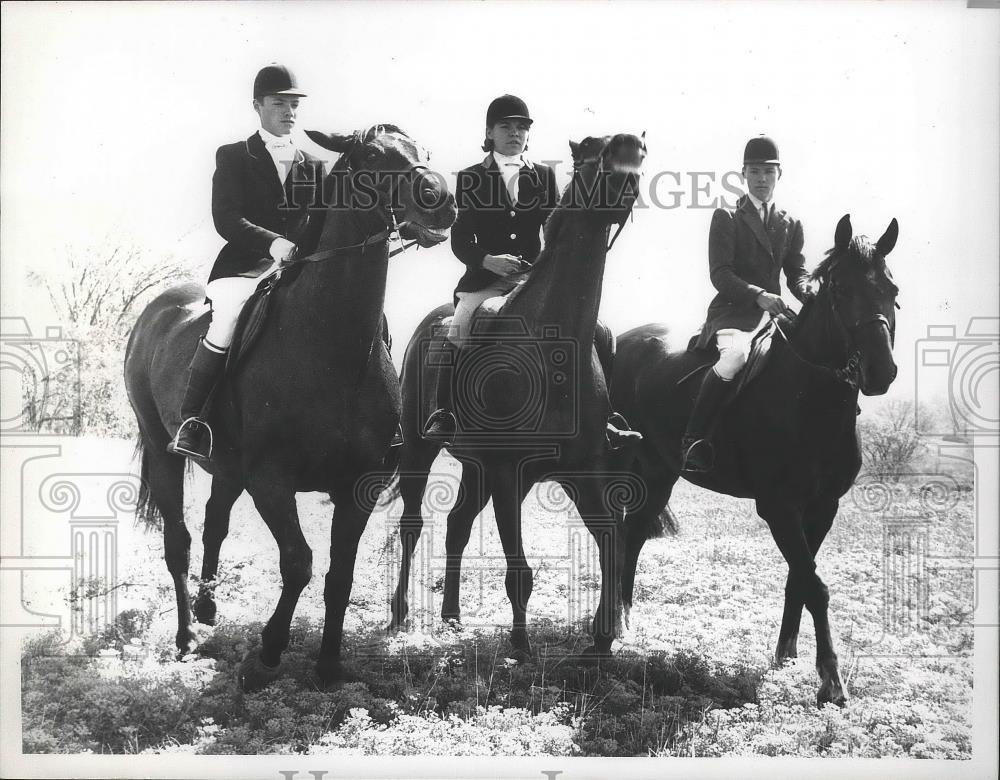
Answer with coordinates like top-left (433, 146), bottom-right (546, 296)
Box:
top-left (746, 191), bottom-right (773, 226)
top-left (493, 150), bottom-right (525, 202)
top-left (258, 128), bottom-right (298, 262)
top-left (258, 128), bottom-right (297, 183)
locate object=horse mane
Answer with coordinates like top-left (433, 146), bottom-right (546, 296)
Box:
top-left (810, 235), bottom-right (880, 282)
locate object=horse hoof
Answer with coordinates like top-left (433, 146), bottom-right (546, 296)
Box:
top-left (175, 623), bottom-right (210, 657)
top-left (817, 687), bottom-right (848, 708)
top-left (508, 646), bottom-right (532, 665)
top-left (192, 598), bottom-right (218, 626)
top-left (441, 617), bottom-right (464, 633)
top-left (314, 658), bottom-right (357, 689)
top-left (384, 618), bottom-right (406, 635)
top-left (579, 644), bottom-right (612, 665)
top-left (238, 651), bottom-right (281, 692)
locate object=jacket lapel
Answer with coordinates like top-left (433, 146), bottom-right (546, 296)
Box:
top-left (247, 132), bottom-right (285, 198)
top-left (769, 207), bottom-right (790, 261)
top-left (739, 195), bottom-right (773, 258)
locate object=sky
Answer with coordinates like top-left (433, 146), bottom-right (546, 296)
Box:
top-left (2, 0), bottom-right (998, 409)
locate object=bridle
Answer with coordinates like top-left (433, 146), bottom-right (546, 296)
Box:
top-left (281, 128), bottom-right (434, 268)
top-left (572, 143), bottom-right (643, 252)
top-left (770, 258), bottom-right (895, 390)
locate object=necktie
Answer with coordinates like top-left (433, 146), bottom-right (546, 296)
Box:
top-left (504, 162), bottom-right (520, 202)
top-left (761, 202), bottom-right (769, 228)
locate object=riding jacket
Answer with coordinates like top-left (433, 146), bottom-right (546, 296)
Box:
top-left (451, 154), bottom-right (560, 299)
top-left (208, 132), bottom-right (325, 283)
top-left (694, 194), bottom-right (811, 349)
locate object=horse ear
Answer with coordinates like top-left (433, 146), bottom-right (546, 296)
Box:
top-left (305, 130), bottom-right (355, 153)
top-left (876, 218), bottom-right (899, 257)
top-left (569, 140), bottom-right (582, 163)
top-left (640, 130), bottom-right (646, 141)
top-left (834, 214), bottom-right (852, 251)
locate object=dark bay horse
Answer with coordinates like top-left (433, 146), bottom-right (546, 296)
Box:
top-left (124, 125), bottom-right (456, 687)
top-left (610, 214), bottom-right (900, 705)
top-left (388, 134), bottom-right (647, 660)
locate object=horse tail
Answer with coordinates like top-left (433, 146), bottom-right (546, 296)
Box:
top-left (629, 501), bottom-right (679, 540)
top-left (132, 437), bottom-right (164, 531)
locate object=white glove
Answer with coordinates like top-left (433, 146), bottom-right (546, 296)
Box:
top-left (269, 237), bottom-right (297, 264)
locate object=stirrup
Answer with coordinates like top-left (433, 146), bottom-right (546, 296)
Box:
top-left (606, 412), bottom-right (643, 451)
top-left (167, 417), bottom-right (214, 461)
top-left (421, 409), bottom-right (457, 445)
top-left (680, 437), bottom-right (712, 473)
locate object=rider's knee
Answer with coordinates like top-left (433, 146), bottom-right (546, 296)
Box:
top-left (714, 347), bottom-right (747, 380)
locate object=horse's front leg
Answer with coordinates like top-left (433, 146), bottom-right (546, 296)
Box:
top-left (491, 464), bottom-right (534, 662)
top-left (441, 459), bottom-right (490, 627)
top-left (317, 475), bottom-right (385, 684)
top-left (775, 496), bottom-right (839, 665)
top-left (758, 497), bottom-right (846, 707)
top-left (193, 476), bottom-right (244, 626)
top-left (239, 474), bottom-right (312, 690)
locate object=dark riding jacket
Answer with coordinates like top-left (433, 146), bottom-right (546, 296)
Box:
top-left (208, 132), bottom-right (325, 283)
top-left (451, 154), bottom-right (559, 300)
top-left (694, 195), bottom-right (811, 349)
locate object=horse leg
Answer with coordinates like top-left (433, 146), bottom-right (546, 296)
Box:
top-left (387, 441), bottom-right (440, 632)
top-left (143, 447), bottom-right (198, 654)
top-left (193, 476), bottom-right (244, 625)
top-left (757, 497), bottom-right (846, 707)
top-left (441, 459), bottom-right (490, 626)
top-left (239, 478), bottom-right (312, 689)
top-left (775, 495), bottom-right (838, 664)
top-left (621, 475), bottom-right (678, 630)
top-left (491, 464), bottom-right (534, 662)
top-left (317, 480), bottom-right (384, 684)
top-left (567, 475), bottom-right (625, 658)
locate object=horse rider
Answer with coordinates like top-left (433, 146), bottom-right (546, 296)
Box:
top-left (167, 63), bottom-right (324, 460)
top-left (681, 135), bottom-right (814, 473)
top-left (422, 94), bottom-right (642, 449)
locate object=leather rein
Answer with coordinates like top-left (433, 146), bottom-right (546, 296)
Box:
top-left (769, 275), bottom-right (895, 389)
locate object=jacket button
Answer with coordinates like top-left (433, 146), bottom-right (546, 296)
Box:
top-left (509, 210), bottom-right (516, 217)
top-left (510, 233), bottom-right (517, 239)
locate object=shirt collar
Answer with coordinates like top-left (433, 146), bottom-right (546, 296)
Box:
top-left (259, 128), bottom-right (294, 146)
top-left (487, 151), bottom-right (533, 170)
top-left (746, 191), bottom-right (772, 213)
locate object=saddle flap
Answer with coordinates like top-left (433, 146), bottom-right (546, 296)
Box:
top-left (732, 320), bottom-right (776, 396)
top-left (225, 274), bottom-right (281, 373)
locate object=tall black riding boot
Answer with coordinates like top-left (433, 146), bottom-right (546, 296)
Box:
top-left (681, 368), bottom-right (732, 473)
top-left (422, 340), bottom-right (459, 445)
top-left (593, 325), bottom-right (643, 450)
top-left (166, 339), bottom-right (228, 461)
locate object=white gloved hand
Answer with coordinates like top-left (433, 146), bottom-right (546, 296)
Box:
top-left (269, 237), bottom-right (297, 265)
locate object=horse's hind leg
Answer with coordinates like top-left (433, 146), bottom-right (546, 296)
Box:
top-left (143, 448), bottom-right (198, 654)
top-left (441, 459), bottom-right (490, 626)
top-left (193, 476), bottom-right (244, 625)
top-left (387, 440), bottom-right (440, 632)
top-left (775, 495), bottom-right (838, 664)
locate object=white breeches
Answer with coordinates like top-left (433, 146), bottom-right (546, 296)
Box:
top-left (204, 274), bottom-right (270, 349)
top-left (713, 328), bottom-right (752, 380)
top-left (448, 279), bottom-right (520, 344)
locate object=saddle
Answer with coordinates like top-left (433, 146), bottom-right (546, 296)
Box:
top-left (680, 318), bottom-right (778, 399)
top-left (224, 264), bottom-right (392, 375)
